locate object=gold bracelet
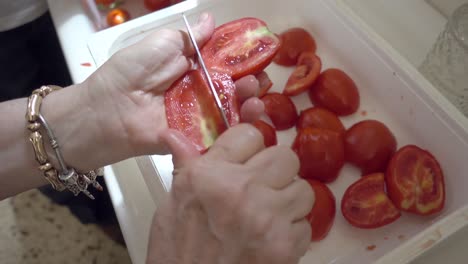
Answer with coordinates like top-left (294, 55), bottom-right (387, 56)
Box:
top-left (26, 85), bottom-right (103, 199)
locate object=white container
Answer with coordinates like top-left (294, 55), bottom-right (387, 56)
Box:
top-left (89, 0), bottom-right (468, 263)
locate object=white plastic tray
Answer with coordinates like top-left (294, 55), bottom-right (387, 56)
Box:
top-left (88, 0), bottom-right (468, 263)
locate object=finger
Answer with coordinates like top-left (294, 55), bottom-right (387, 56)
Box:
top-left (246, 145), bottom-right (300, 189)
top-left (277, 179), bottom-right (315, 222)
top-left (160, 129), bottom-right (200, 169)
top-left (291, 219), bottom-right (312, 259)
top-left (235, 75), bottom-right (260, 103)
top-left (204, 123), bottom-right (264, 164)
top-left (180, 12), bottom-right (215, 56)
top-left (240, 97), bottom-right (265, 123)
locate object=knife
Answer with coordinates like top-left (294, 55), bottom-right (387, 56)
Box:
top-left (181, 13), bottom-right (231, 129)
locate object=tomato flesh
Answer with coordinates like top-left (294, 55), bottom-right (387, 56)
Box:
top-left (297, 107), bottom-right (345, 137)
top-left (274, 28), bottom-right (317, 66)
top-left (165, 70), bottom-right (240, 152)
top-left (201, 18), bottom-right (281, 80)
top-left (292, 128), bottom-right (344, 183)
top-left (252, 120), bottom-right (277, 147)
top-left (283, 52), bottom-right (322, 96)
top-left (386, 145), bottom-right (445, 215)
top-left (341, 173), bottom-right (401, 229)
top-left (261, 93), bottom-right (298, 131)
top-left (306, 180), bottom-right (336, 241)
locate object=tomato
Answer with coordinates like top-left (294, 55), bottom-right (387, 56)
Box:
top-left (256, 71), bottom-right (273, 97)
top-left (200, 18), bottom-right (281, 80)
top-left (309, 69), bottom-right (360, 116)
top-left (297, 107), bottom-right (345, 137)
top-left (344, 120), bottom-right (397, 175)
top-left (252, 120), bottom-right (277, 147)
top-left (261, 93), bottom-right (298, 130)
top-left (273, 28), bottom-right (317, 66)
top-left (165, 70), bottom-right (240, 152)
top-left (292, 128), bottom-right (344, 183)
top-left (283, 52), bottom-right (322, 96)
top-left (306, 180), bottom-right (336, 241)
top-left (106, 8), bottom-right (130, 27)
top-left (341, 173), bottom-right (401, 229)
top-left (386, 145), bottom-right (445, 216)
top-left (144, 0), bottom-right (171, 11)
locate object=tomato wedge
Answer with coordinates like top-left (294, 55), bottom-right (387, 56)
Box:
top-left (297, 107), bottom-right (345, 137)
top-left (283, 52), bottom-right (322, 96)
top-left (165, 70), bottom-right (240, 152)
top-left (200, 18), bottom-right (281, 80)
top-left (341, 173), bottom-right (401, 229)
top-left (386, 145), bottom-right (445, 216)
top-left (306, 180), bottom-right (336, 241)
top-left (261, 93), bottom-right (298, 130)
top-left (256, 71), bottom-right (273, 97)
top-left (252, 120), bottom-right (277, 147)
top-left (292, 128), bottom-right (345, 183)
top-left (273, 27), bottom-right (317, 66)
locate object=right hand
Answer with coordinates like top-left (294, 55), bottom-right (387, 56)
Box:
top-left (146, 124), bottom-right (315, 264)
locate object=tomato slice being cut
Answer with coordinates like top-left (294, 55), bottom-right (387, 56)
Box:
top-left (297, 107), bottom-right (345, 137)
top-left (306, 180), bottom-right (336, 241)
top-left (341, 173), bottom-right (401, 229)
top-left (344, 120), bottom-right (397, 175)
top-left (256, 71), bottom-right (273, 97)
top-left (200, 18), bottom-right (281, 80)
top-left (292, 128), bottom-right (344, 183)
top-left (252, 120), bottom-right (277, 147)
top-left (283, 52), bottom-right (322, 96)
top-left (273, 27), bottom-right (317, 66)
top-left (309, 68), bottom-right (360, 116)
top-left (386, 145), bottom-right (445, 216)
top-left (165, 70), bottom-right (240, 152)
top-left (261, 93), bottom-right (298, 130)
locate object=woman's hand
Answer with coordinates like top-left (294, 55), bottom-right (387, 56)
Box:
top-left (146, 124), bottom-right (315, 264)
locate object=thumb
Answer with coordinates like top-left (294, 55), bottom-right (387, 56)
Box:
top-left (160, 129), bottom-right (200, 169)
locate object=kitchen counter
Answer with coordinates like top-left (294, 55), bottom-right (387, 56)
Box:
top-left (47, 0), bottom-right (468, 263)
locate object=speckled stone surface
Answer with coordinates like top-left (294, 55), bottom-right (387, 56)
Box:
top-left (0, 190), bottom-right (131, 264)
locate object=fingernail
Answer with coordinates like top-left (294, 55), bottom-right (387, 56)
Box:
top-left (199, 13), bottom-right (209, 22)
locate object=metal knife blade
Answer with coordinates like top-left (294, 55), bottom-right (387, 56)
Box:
top-left (181, 13), bottom-right (230, 129)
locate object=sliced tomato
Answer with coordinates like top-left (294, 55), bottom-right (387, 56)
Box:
top-left (306, 180), bottom-right (336, 241)
top-left (165, 70), bottom-right (240, 152)
top-left (200, 18), bottom-right (281, 80)
top-left (273, 28), bottom-right (317, 66)
top-left (144, 0), bottom-right (171, 11)
top-left (292, 128), bottom-right (344, 183)
top-left (261, 93), bottom-right (298, 130)
top-left (106, 8), bottom-right (130, 27)
top-left (283, 52), bottom-right (322, 96)
top-left (341, 173), bottom-right (401, 229)
top-left (386, 145), bottom-right (445, 216)
top-left (256, 71), bottom-right (273, 97)
top-left (297, 107), bottom-right (345, 137)
top-left (344, 120), bottom-right (397, 175)
top-left (309, 68), bottom-right (360, 116)
top-left (252, 120), bottom-right (277, 147)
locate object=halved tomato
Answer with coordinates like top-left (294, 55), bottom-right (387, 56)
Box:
top-left (200, 18), bottom-right (281, 80)
top-left (256, 71), bottom-right (273, 97)
top-left (273, 27), bottom-right (317, 66)
top-left (386, 145), bottom-right (445, 216)
top-left (297, 107), bottom-right (345, 137)
top-left (283, 52), bottom-right (322, 96)
top-left (341, 173), bottom-right (401, 229)
top-left (261, 93), bottom-right (298, 130)
top-left (292, 128), bottom-right (344, 183)
top-left (252, 120), bottom-right (277, 147)
top-left (165, 70), bottom-right (240, 152)
top-left (306, 180), bottom-right (336, 241)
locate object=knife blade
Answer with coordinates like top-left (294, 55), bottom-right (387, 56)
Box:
top-left (181, 13), bottom-right (231, 129)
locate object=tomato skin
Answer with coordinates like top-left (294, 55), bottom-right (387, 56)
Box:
top-left (256, 71), bottom-right (273, 97)
top-left (386, 145), bottom-right (445, 216)
top-left (297, 107), bottom-right (345, 137)
top-left (344, 120), bottom-right (397, 175)
top-left (106, 8), bottom-right (130, 27)
top-left (292, 128), bottom-right (345, 183)
top-left (309, 69), bottom-right (360, 116)
top-left (306, 180), bottom-right (336, 241)
top-left (165, 70), bottom-right (240, 152)
top-left (261, 93), bottom-right (298, 131)
top-left (252, 120), bottom-right (277, 147)
top-left (144, 0), bottom-right (171, 11)
top-left (201, 18), bottom-right (281, 80)
top-left (283, 52), bottom-right (322, 96)
top-left (273, 28), bottom-right (317, 66)
top-left (341, 173), bottom-right (401, 229)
